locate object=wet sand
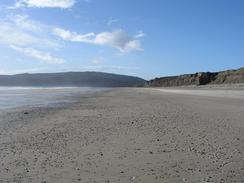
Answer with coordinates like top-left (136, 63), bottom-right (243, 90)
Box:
top-left (0, 88), bottom-right (244, 182)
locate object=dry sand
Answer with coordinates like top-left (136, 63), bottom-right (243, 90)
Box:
top-left (0, 88), bottom-right (244, 183)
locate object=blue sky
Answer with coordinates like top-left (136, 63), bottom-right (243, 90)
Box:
top-left (0, 0), bottom-right (243, 79)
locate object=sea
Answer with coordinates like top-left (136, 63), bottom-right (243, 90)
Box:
top-left (0, 87), bottom-right (109, 110)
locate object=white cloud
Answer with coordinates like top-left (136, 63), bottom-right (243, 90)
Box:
top-left (10, 45), bottom-right (65, 64)
top-left (0, 23), bottom-right (39, 47)
top-left (107, 18), bottom-right (119, 26)
top-left (89, 29), bottom-right (143, 52)
top-left (9, 15), bottom-right (43, 31)
top-left (53, 28), bottom-right (143, 53)
top-left (0, 15), bottom-right (59, 49)
top-left (53, 28), bottom-right (95, 42)
top-left (0, 5), bottom-right (68, 65)
top-left (135, 31), bottom-right (146, 38)
top-left (15, 0), bottom-right (76, 9)
top-left (0, 14), bottom-right (64, 64)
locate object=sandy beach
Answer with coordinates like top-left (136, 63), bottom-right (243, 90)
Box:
top-left (0, 88), bottom-right (244, 183)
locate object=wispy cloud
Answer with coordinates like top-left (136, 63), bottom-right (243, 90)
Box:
top-left (10, 45), bottom-right (65, 64)
top-left (0, 15), bottom-right (59, 48)
top-left (107, 18), bottom-right (119, 26)
top-left (14, 0), bottom-right (76, 9)
top-left (9, 14), bottom-right (43, 32)
top-left (0, 67), bottom-right (52, 75)
top-left (80, 56), bottom-right (140, 73)
top-left (135, 31), bottom-right (146, 38)
top-left (53, 28), bottom-right (95, 42)
top-left (80, 65), bottom-right (139, 70)
top-left (53, 28), bottom-right (144, 53)
top-left (91, 57), bottom-right (105, 65)
top-left (0, 14), bottom-right (64, 64)
top-left (0, 22), bottom-right (39, 47)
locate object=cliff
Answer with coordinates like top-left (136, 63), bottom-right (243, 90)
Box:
top-left (147, 68), bottom-right (244, 87)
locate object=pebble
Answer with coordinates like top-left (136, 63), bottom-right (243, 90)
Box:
top-left (182, 178), bottom-right (187, 182)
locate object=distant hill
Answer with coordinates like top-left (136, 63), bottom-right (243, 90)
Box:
top-left (147, 67), bottom-right (244, 87)
top-left (0, 72), bottom-right (146, 87)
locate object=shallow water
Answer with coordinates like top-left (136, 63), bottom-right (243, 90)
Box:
top-left (0, 87), bottom-right (109, 109)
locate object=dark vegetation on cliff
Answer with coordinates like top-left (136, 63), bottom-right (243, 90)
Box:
top-left (0, 72), bottom-right (146, 87)
top-left (148, 68), bottom-right (244, 87)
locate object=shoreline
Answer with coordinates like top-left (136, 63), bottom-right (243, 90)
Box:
top-left (0, 87), bottom-right (114, 111)
top-left (0, 88), bottom-right (244, 182)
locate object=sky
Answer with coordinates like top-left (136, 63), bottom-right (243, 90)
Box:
top-left (0, 0), bottom-right (243, 79)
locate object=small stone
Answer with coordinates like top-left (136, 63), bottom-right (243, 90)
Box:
top-left (182, 178), bottom-right (187, 182)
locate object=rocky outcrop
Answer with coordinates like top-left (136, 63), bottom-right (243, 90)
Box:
top-left (210, 68), bottom-right (244, 84)
top-left (147, 68), bottom-right (244, 87)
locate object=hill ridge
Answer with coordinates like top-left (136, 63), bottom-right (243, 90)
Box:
top-left (0, 71), bottom-right (146, 87)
